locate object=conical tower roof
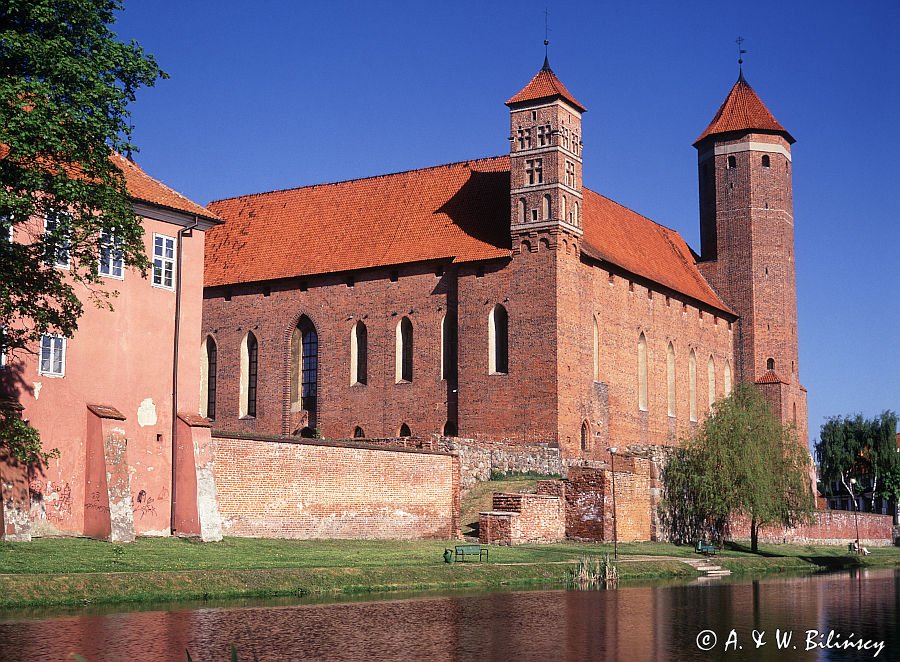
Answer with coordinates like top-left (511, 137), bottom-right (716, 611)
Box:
top-left (506, 58), bottom-right (586, 113)
top-left (694, 73), bottom-right (793, 146)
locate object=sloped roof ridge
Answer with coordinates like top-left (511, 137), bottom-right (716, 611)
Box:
top-left (208, 154), bottom-right (509, 206)
top-left (694, 74), bottom-right (794, 146)
top-left (583, 186), bottom-right (681, 236)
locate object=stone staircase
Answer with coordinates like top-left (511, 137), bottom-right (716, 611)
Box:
top-left (681, 557), bottom-right (732, 578)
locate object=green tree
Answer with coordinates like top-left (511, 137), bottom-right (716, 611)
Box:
top-left (0, 0), bottom-right (166, 462)
top-left (660, 382), bottom-right (815, 552)
top-left (815, 411), bottom-right (898, 520)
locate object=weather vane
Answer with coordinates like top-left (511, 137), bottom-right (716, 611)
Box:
top-left (736, 36), bottom-right (747, 70)
top-left (543, 8), bottom-right (551, 69)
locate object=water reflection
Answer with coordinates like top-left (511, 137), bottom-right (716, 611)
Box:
top-left (0, 569), bottom-right (896, 661)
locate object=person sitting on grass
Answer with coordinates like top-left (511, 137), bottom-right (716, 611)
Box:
top-left (853, 540), bottom-right (871, 556)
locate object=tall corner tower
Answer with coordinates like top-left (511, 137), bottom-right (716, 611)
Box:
top-left (694, 71), bottom-right (807, 447)
top-left (505, 55), bottom-right (586, 247)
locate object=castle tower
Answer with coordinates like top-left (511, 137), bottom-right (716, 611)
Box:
top-left (695, 72), bottom-right (807, 445)
top-left (505, 55), bottom-right (586, 245)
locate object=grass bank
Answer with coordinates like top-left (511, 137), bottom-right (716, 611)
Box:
top-left (0, 538), bottom-right (897, 609)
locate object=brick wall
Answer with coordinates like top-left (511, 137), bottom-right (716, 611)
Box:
top-left (731, 510), bottom-right (895, 547)
top-left (564, 461), bottom-right (652, 542)
top-left (211, 433), bottom-right (458, 539)
top-left (479, 492), bottom-right (564, 545)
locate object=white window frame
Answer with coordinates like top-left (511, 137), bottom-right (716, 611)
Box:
top-left (0, 326), bottom-right (7, 369)
top-left (44, 212), bottom-right (71, 269)
top-left (99, 229), bottom-right (124, 279)
top-left (39, 334), bottom-right (66, 377)
top-left (152, 233), bottom-right (176, 290)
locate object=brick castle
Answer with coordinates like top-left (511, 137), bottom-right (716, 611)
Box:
top-left (201, 57), bottom-right (807, 460)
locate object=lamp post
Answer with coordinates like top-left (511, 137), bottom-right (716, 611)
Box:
top-left (609, 446), bottom-right (618, 561)
top-left (850, 478), bottom-right (861, 554)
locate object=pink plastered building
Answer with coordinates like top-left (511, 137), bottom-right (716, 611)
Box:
top-left (1, 155), bottom-right (223, 542)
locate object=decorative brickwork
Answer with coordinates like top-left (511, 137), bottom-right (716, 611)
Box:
top-left (211, 434), bottom-right (458, 539)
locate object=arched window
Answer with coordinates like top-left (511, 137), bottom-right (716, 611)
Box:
top-left (518, 198), bottom-right (526, 224)
top-left (561, 195), bottom-right (567, 223)
top-left (689, 349), bottom-right (697, 422)
top-left (353, 426), bottom-right (365, 439)
top-left (291, 316), bottom-right (318, 421)
top-left (488, 305), bottom-right (509, 374)
top-left (350, 321), bottom-right (368, 385)
top-left (762, 154), bottom-right (770, 168)
top-left (766, 357), bottom-right (775, 371)
top-left (592, 316), bottom-right (600, 382)
top-left (240, 331), bottom-right (258, 418)
top-left (793, 402), bottom-right (797, 425)
top-left (727, 155), bottom-right (736, 169)
top-left (396, 317), bottom-right (413, 382)
top-left (707, 356), bottom-right (716, 409)
top-left (443, 420), bottom-right (458, 437)
top-left (520, 240), bottom-right (531, 254)
top-left (580, 421), bottom-right (589, 451)
top-left (638, 332), bottom-right (648, 411)
top-left (200, 336), bottom-right (217, 419)
top-left (399, 423), bottom-right (411, 438)
top-left (542, 194), bottom-right (551, 220)
top-left (666, 342), bottom-right (676, 417)
top-left (573, 201), bottom-right (580, 224)
top-left (724, 360), bottom-right (732, 395)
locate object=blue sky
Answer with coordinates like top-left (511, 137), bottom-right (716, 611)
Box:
top-left (114, 1), bottom-right (899, 446)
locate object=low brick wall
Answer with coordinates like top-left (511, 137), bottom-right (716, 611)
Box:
top-left (565, 461), bottom-right (651, 542)
top-left (479, 492), bottom-right (564, 545)
top-left (731, 510), bottom-right (895, 547)
top-left (211, 433), bottom-right (459, 540)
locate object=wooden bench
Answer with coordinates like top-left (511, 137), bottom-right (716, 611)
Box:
top-left (695, 540), bottom-right (717, 556)
top-left (455, 544), bottom-right (489, 562)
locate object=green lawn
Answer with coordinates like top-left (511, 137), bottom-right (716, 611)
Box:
top-left (1, 537), bottom-right (897, 609)
top-left (460, 475), bottom-right (544, 537)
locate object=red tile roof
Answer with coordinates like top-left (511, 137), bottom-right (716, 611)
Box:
top-left (204, 156), bottom-right (729, 314)
top-left (755, 370), bottom-right (788, 385)
top-left (579, 190), bottom-right (728, 311)
top-left (506, 61), bottom-right (587, 113)
top-left (112, 153), bottom-right (221, 222)
top-left (694, 74), bottom-right (793, 146)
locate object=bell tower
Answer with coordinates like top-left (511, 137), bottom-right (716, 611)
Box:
top-left (695, 71), bottom-right (807, 447)
top-left (505, 54), bottom-right (586, 246)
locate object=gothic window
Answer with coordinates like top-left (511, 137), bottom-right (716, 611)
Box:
top-left (573, 201), bottom-right (580, 224)
top-left (288, 316), bottom-right (319, 422)
top-left (354, 426), bottom-right (365, 439)
top-left (581, 421), bottom-right (589, 451)
top-left (727, 155), bottom-right (736, 169)
top-left (240, 331), bottom-right (258, 418)
top-left (351, 321), bottom-right (368, 385)
top-left (667, 342), bottom-right (676, 417)
top-left (526, 159), bottom-right (543, 185)
top-left (518, 198), bottom-right (526, 223)
top-left (561, 195), bottom-right (567, 223)
top-left (689, 349), bottom-right (697, 422)
top-left (638, 332), bottom-right (648, 411)
top-left (724, 360), bottom-right (733, 395)
top-left (592, 316), bottom-right (600, 382)
top-left (489, 304), bottom-right (509, 375)
top-left (542, 194), bottom-right (551, 220)
top-left (708, 356), bottom-right (716, 408)
top-left (565, 161), bottom-right (575, 187)
top-left (201, 336), bottom-right (217, 419)
top-left (766, 357), bottom-right (775, 371)
top-left (762, 154), bottom-right (771, 168)
top-left (396, 317), bottom-right (413, 382)
top-left (538, 124), bottom-right (550, 146)
top-left (399, 423), bottom-right (411, 438)
top-left (441, 314), bottom-right (451, 380)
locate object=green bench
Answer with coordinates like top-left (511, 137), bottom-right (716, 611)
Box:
top-left (695, 540), bottom-right (717, 556)
top-left (455, 544), bottom-right (489, 562)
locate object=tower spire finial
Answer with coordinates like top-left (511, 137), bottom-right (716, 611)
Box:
top-left (736, 36), bottom-right (747, 79)
top-left (542, 8), bottom-right (551, 70)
